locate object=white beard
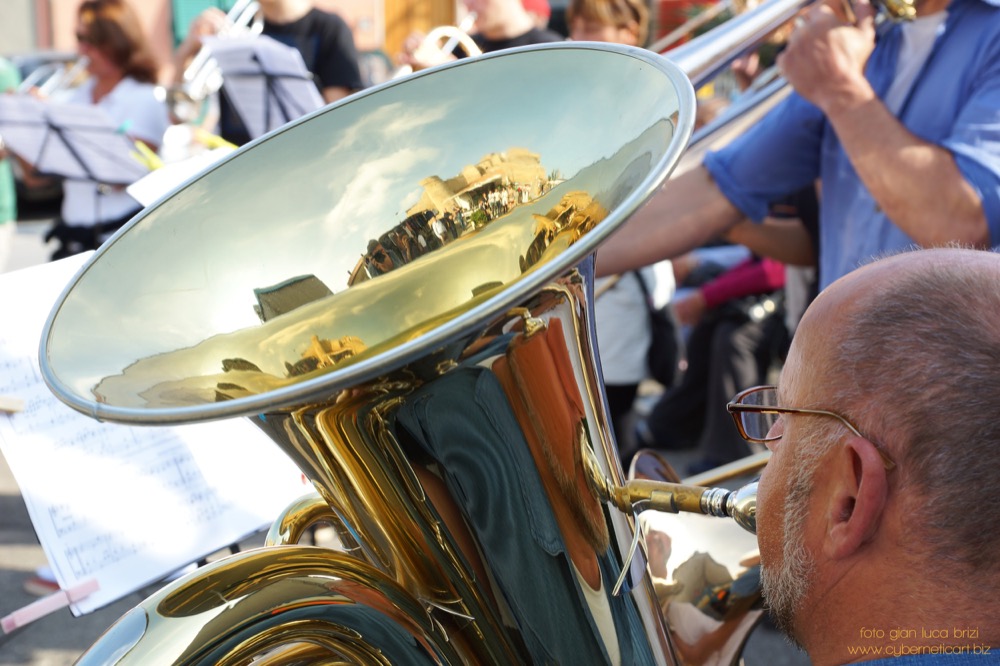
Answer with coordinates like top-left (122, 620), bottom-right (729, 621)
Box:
top-left (760, 458), bottom-right (817, 647)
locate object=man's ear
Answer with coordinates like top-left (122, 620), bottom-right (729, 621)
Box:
top-left (823, 436), bottom-right (889, 560)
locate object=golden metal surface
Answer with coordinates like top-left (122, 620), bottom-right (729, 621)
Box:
top-left (631, 451), bottom-right (764, 666)
top-left (43, 44), bottom-right (697, 665)
top-left (76, 546), bottom-right (463, 665)
top-left (42, 44), bottom-right (689, 425)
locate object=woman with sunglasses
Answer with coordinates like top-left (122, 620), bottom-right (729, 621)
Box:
top-left (45, 0), bottom-right (169, 260)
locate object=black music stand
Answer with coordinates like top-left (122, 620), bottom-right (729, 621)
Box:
top-left (206, 35), bottom-right (324, 141)
top-left (0, 94), bottom-right (149, 185)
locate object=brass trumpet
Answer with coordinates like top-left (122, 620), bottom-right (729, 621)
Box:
top-left (162, 0), bottom-right (263, 123)
top-left (16, 56), bottom-right (90, 98)
top-left (39, 0), bottom-right (908, 663)
top-left (393, 12), bottom-right (481, 79)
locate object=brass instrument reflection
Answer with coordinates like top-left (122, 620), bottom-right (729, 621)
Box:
top-left (350, 147), bottom-right (567, 285)
top-left (96, 153), bottom-right (613, 409)
top-left (634, 451), bottom-right (764, 665)
top-left (385, 292), bottom-right (654, 665)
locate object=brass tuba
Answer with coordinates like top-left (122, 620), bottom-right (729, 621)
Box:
top-left (38, 0), bottom-right (907, 660)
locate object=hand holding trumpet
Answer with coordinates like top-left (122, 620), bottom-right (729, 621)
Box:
top-left (776, 0), bottom-right (877, 115)
top-left (174, 7), bottom-right (230, 64)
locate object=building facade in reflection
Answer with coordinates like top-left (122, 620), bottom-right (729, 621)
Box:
top-left (350, 148), bottom-right (558, 285)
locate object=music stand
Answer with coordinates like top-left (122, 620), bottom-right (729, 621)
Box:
top-left (205, 35), bottom-right (324, 141)
top-left (0, 94), bottom-right (149, 184)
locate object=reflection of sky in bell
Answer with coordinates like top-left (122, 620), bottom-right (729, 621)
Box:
top-left (45, 46), bottom-right (684, 403)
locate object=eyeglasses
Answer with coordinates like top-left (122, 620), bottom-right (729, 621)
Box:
top-left (75, 32), bottom-right (96, 45)
top-left (726, 385), bottom-right (896, 470)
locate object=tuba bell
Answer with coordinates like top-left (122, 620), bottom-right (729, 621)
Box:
top-left (38, 0), bottom-right (909, 660)
top-left (43, 43), bottom-right (696, 663)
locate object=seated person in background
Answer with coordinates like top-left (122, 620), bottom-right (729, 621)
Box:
top-left (176, 0), bottom-right (364, 145)
top-left (634, 187), bottom-right (818, 474)
top-left (568, 0), bottom-right (668, 450)
top-left (636, 252), bottom-right (787, 474)
top-left (566, 0), bottom-right (649, 46)
top-left (46, 0), bottom-right (170, 260)
top-left (744, 247), bottom-right (1000, 663)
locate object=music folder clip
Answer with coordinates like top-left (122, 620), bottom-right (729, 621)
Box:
top-left (1, 578), bottom-right (100, 633)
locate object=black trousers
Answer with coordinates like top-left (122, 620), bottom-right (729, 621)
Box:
top-left (646, 305), bottom-right (788, 465)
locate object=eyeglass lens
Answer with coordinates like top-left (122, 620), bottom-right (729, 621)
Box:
top-left (738, 387), bottom-right (781, 441)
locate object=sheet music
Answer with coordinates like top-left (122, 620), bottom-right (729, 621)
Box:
top-left (207, 35), bottom-right (324, 140)
top-left (0, 253), bottom-right (309, 615)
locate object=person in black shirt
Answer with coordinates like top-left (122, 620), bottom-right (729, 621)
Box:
top-left (176, 0), bottom-right (363, 144)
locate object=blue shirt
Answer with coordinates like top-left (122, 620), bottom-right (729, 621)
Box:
top-left (704, 0), bottom-right (1000, 289)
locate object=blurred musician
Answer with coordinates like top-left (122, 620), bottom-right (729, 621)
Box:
top-left (567, 0), bottom-right (648, 45)
top-left (566, 0), bottom-right (672, 453)
top-left (0, 57), bottom-right (21, 271)
top-left (45, 0), bottom-right (170, 260)
top-left (398, 0), bottom-right (563, 72)
top-left (597, 0), bottom-right (1000, 293)
top-left (176, 0), bottom-right (364, 146)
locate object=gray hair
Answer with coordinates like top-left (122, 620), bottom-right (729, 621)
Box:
top-left (826, 253), bottom-right (1000, 579)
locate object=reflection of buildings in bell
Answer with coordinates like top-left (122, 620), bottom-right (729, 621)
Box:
top-left (346, 147), bottom-right (558, 288)
top-left (253, 273), bottom-right (368, 377)
top-left (409, 147), bottom-right (548, 224)
top-left (95, 271), bottom-right (369, 406)
top-left (348, 211), bottom-right (440, 285)
top-left (519, 193), bottom-right (608, 273)
top-left (284, 334), bottom-right (366, 377)
top-left (253, 274), bottom-right (333, 322)
top-left (392, 307), bottom-right (656, 665)
top-left (251, 273), bottom-right (366, 376)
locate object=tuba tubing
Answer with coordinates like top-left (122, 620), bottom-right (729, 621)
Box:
top-left (40, 0), bottom-right (908, 663)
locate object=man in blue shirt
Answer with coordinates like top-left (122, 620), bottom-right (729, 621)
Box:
top-left (598, 0), bottom-right (1000, 291)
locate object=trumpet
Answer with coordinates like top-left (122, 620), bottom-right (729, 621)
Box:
top-left (40, 0), bottom-right (910, 663)
top-left (393, 12), bottom-right (480, 78)
top-left (16, 57), bottom-right (90, 98)
top-left (163, 0), bottom-right (263, 122)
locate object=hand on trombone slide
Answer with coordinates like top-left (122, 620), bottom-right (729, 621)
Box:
top-left (777, 0), bottom-right (877, 113)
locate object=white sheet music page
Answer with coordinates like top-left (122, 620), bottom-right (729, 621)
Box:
top-left (0, 254), bottom-right (308, 615)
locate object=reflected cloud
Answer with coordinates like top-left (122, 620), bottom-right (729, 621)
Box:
top-left (328, 147), bottom-right (440, 235)
top-left (326, 101), bottom-right (453, 156)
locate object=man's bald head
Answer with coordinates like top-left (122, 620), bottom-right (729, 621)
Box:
top-left (799, 248), bottom-right (1000, 583)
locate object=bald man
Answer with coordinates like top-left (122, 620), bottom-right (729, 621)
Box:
top-left (739, 247), bottom-right (1000, 664)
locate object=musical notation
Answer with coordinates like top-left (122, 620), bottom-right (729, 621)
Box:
top-left (0, 255), bottom-right (307, 616)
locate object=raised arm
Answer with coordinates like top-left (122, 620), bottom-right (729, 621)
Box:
top-left (595, 165), bottom-right (744, 276)
top-left (778, 0), bottom-right (989, 247)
